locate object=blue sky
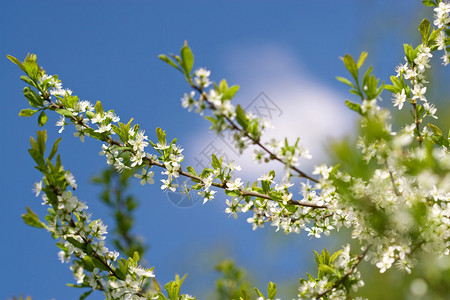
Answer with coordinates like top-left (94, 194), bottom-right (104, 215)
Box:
top-left (1, 1), bottom-right (430, 299)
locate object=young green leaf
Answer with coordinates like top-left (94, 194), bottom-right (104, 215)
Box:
top-left (428, 123), bottom-right (442, 136)
top-left (236, 104), bottom-right (249, 129)
top-left (20, 75), bottom-right (38, 89)
top-left (94, 101), bottom-right (104, 115)
top-left (345, 100), bottom-right (362, 115)
top-left (23, 86), bottom-right (43, 107)
top-left (159, 54), bottom-right (182, 72)
top-left (336, 76), bottom-right (355, 88)
top-left (164, 281), bottom-right (180, 300)
top-left (342, 54), bottom-right (358, 82)
top-left (22, 206), bottom-right (46, 228)
top-left (48, 138), bottom-right (62, 161)
top-left (422, 0), bottom-right (437, 7)
top-left (181, 41), bottom-right (194, 76)
top-left (267, 282), bottom-right (277, 299)
top-left (254, 288), bottom-right (265, 299)
top-left (38, 111), bottom-right (48, 127)
top-left (223, 85), bottom-right (240, 100)
top-left (156, 127), bottom-right (166, 144)
top-left (357, 51), bottom-right (368, 69)
top-left (419, 18), bottom-right (431, 45)
top-left (19, 108), bottom-right (38, 117)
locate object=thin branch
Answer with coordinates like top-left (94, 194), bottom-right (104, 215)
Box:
top-left (193, 86), bottom-right (319, 183)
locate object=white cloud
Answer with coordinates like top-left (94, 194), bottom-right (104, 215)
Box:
top-left (184, 43), bottom-right (356, 179)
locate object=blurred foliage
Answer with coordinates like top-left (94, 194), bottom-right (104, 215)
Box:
top-left (91, 167), bottom-right (147, 260)
top-left (8, 296), bottom-right (32, 300)
top-left (214, 259), bottom-right (252, 300)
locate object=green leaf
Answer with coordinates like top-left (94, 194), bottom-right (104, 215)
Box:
top-left (7, 54), bottom-right (22, 67)
top-left (336, 76), bottom-right (355, 88)
top-left (133, 251), bottom-right (140, 264)
top-left (422, 0), bottom-right (437, 7)
top-left (254, 288), bottom-right (265, 299)
top-left (79, 290), bottom-right (93, 300)
top-left (236, 104), bottom-right (249, 129)
top-left (225, 190), bottom-right (241, 197)
top-left (55, 109), bottom-right (75, 117)
top-left (23, 86), bottom-right (43, 107)
top-left (94, 101), bottom-right (104, 115)
top-left (419, 18), bottom-right (431, 45)
top-left (66, 236), bottom-right (86, 252)
top-left (342, 54), bottom-right (358, 82)
top-left (223, 85), bottom-right (240, 100)
top-left (211, 153), bottom-right (221, 169)
top-left (159, 54), bottom-right (182, 72)
top-left (240, 289), bottom-right (250, 300)
top-left (432, 134), bottom-right (450, 148)
top-left (186, 166), bottom-right (197, 176)
top-left (22, 206), bottom-right (46, 228)
top-left (429, 27), bottom-right (443, 44)
top-left (323, 249), bottom-right (330, 264)
top-left (384, 84), bottom-right (398, 93)
top-left (23, 54), bottom-right (40, 81)
top-left (33, 130), bottom-right (47, 155)
top-left (357, 51), bottom-right (368, 69)
top-left (92, 258), bottom-right (110, 272)
top-left (28, 148), bottom-right (45, 168)
top-left (345, 100), bottom-right (362, 115)
top-left (19, 108), bottom-right (38, 117)
top-left (219, 79), bottom-right (228, 92)
top-left (21, 76), bottom-right (38, 89)
top-left (156, 127), bottom-right (166, 144)
top-left (181, 41), bottom-right (194, 75)
top-left (267, 282), bottom-right (277, 299)
top-left (38, 111), bottom-right (48, 127)
top-left (428, 123), bottom-right (443, 136)
top-left (318, 264), bottom-right (336, 275)
top-left (164, 281), bottom-right (180, 300)
top-left (404, 44), bottom-right (415, 64)
top-left (330, 250), bottom-right (342, 263)
top-left (48, 138), bottom-right (62, 161)
top-left (86, 111), bottom-right (95, 119)
top-left (268, 191), bottom-right (283, 201)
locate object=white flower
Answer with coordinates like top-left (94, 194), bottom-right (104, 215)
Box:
top-left (194, 68), bottom-right (211, 88)
top-left (181, 91), bottom-right (196, 111)
top-left (105, 111), bottom-right (120, 123)
top-left (130, 151), bottom-right (145, 167)
top-left (199, 190), bottom-right (216, 204)
top-left (412, 84), bottom-right (427, 102)
top-left (376, 255), bottom-right (395, 273)
top-left (91, 113), bottom-right (105, 124)
top-left (56, 116), bottom-right (65, 133)
top-left (161, 179), bottom-right (177, 192)
top-left (135, 168), bottom-right (155, 185)
top-left (208, 89), bottom-right (222, 106)
top-left (392, 89), bottom-right (407, 110)
top-left (258, 173), bottom-right (275, 183)
top-left (424, 102), bottom-right (438, 119)
top-left (65, 172), bottom-right (77, 189)
top-left (202, 174), bottom-right (214, 191)
top-left (226, 178), bottom-right (243, 190)
top-left (95, 123), bottom-right (112, 134)
top-left (226, 161), bottom-right (241, 171)
top-left (33, 181), bottom-right (42, 197)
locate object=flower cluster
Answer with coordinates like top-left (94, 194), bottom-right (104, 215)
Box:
top-left (298, 246), bottom-right (366, 300)
top-left (393, 44), bottom-right (435, 119)
top-left (433, 2), bottom-right (450, 64)
top-left (25, 131), bottom-right (154, 299)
